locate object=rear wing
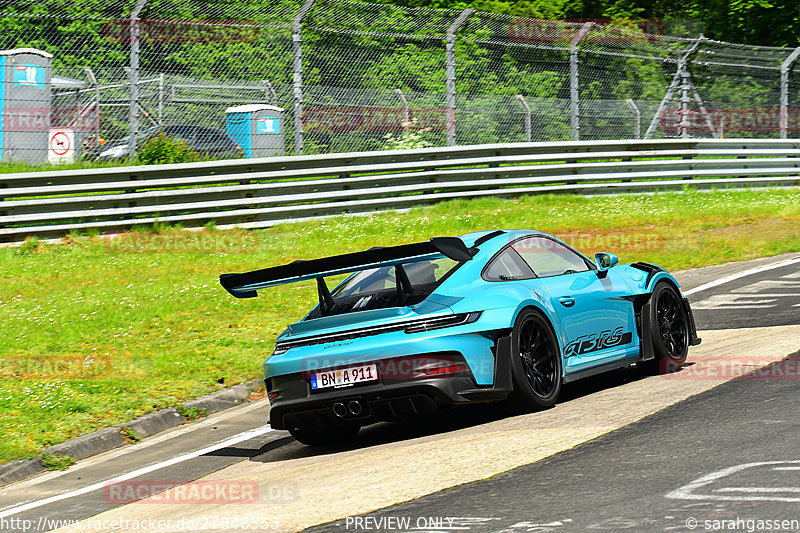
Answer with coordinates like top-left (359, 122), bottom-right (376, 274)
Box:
top-left (219, 236), bottom-right (476, 299)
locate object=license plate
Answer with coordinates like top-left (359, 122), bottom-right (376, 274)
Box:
top-left (310, 364), bottom-right (378, 390)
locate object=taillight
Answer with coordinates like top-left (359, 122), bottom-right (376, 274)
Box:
top-left (421, 364), bottom-right (469, 376)
top-left (403, 312), bottom-right (482, 334)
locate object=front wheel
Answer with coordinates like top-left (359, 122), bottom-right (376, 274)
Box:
top-left (645, 282), bottom-right (689, 374)
top-left (508, 309), bottom-right (562, 410)
top-left (289, 425), bottom-right (360, 446)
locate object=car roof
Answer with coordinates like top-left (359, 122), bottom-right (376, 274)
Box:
top-left (458, 229), bottom-right (546, 249)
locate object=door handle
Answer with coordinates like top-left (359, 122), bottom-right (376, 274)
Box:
top-left (558, 296), bottom-right (576, 308)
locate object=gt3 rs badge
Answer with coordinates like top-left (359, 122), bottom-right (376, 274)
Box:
top-left (565, 327), bottom-right (633, 357)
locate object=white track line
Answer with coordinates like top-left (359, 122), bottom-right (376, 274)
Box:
top-left (0, 426), bottom-right (273, 519)
top-left (683, 256), bottom-right (800, 296)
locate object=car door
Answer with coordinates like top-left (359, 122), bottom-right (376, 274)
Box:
top-left (511, 236), bottom-right (638, 373)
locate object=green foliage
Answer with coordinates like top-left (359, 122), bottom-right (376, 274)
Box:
top-left (136, 133), bottom-right (200, 165)
top-left (384, 0), bottom-right (800, 46)
top-left (40, 452), bottom-right (75, 471)
top-left (119, 425), bottom-right (142, 444)
top-left (384, 120), bottom-right (434, 149)
top-left (0, 0), bottom-right (791, 157)
top-left (16, 237), bottom-right (41, 256)
top-left (177, 405), bottom-right (207, 421)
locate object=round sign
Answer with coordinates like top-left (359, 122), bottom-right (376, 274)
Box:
top-left (50, 132), bottom-right (71, 156)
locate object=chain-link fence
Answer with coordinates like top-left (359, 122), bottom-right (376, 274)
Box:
top-left (2, 0), bottom-right (800, 165)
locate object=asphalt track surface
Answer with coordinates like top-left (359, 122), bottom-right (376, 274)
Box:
top-left (0, 253), bottom-right (798, 532)
top-left (311, 350), bottom-right (800, 533)
top-left (310, 254), bottom-right (800, 533)
top-left (686, 260), bottom-right (800, 330)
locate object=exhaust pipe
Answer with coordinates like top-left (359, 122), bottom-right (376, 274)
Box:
top-left (332, 402), bottom-right (348, 418)
top-left (347, 400), bottom-right (363, 416)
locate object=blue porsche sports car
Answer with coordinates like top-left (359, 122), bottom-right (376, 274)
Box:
top-left (220, 229), bottom-right (701, 445)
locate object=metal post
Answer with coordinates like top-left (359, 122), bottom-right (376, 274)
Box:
top-left (446, 9), bottom-right (474, 147)
top-left (157, 72), bottom-right (164, 124)
top-left (395, 89), bottom-right (410, 133)
top-left (780, 47), bottom-right (800, 139)
top-left (625, 98), bottom-right (640, 139)
top-left (644, 35), bottom-right (705, 139)
top-left (84, 67), bottom-right (100, 146)
top-left (292, 0), bottom-right (316, 156)
top-left (516, 95), bottom-right (531, 142)
top-left (263, 80), bottom-right (278, 105)
top-left (689, 84), bottom-right (718, 137)
top-left (569, 22), bottom-right (594, 141)
top-left (128, 0), bottom-right (148, 159)
top-left (679, 67), bottom-right (691, 138)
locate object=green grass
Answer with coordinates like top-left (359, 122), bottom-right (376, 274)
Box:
top-left (119, 425), bottom-right (142, 444)
top-left (0, 152), bottom-right (241, 174)
top-left (1, 187), bottom-right (799, 463)
top-left (40, 452), bottom-right (76, 471)
top-left (0, 160), bottom-right (126, 174)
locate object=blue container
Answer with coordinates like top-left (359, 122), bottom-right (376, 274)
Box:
top-left (225, 104), bottom-right (284, 158)
top-left (0, 48), bottom-right (52, 164)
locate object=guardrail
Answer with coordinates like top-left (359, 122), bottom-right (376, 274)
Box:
top-left (2, 138), bottom-right (800, 243)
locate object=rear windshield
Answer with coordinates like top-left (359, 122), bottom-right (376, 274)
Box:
top-left (305, 257), bottom-right (460, 319)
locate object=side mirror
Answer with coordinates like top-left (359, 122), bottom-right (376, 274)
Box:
top-left (595, 252), bottom-right (619, 277)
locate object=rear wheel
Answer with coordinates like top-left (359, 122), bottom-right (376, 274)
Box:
top-left (288, 425), bottom-right (360, 446)
top-left (508, 309), bottom-right (562, 410)
top-left (645, 282), bottom-right (689, 374)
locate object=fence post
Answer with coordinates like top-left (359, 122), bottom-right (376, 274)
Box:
top-left (780, 47), bottom-right (800, 139)
top-left (569, 22), bottom-right (593, 141)
top-left (128, 0), bottom-right (148, 159)
top-left (446, 9), bottom-right (474, 147)
top-left (158, 72), bottom-right (164, 124)
top-left (515, 95), bottom-right (531, 142)
top-left (395, 89), bottom-right (410, 133)
top-left (679, 66), bottom-right (691, 138)
top-left (263, 80), bottom-right (278, 106)
top-left (292, 0), bottom-right (316, 156)
top-left (625, 98), bottom-right (641, 139)
top-left (644, 35), bottom-right (705, 139)
top-left (84, 67), bottom-right (100, 145)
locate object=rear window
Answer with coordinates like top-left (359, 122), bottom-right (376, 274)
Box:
top-left (305, 257), bottom-right (460, 319)
top-left (331, 257), bottom-right (459, 299)
top-left (482, 248), bottom-right (534, 281)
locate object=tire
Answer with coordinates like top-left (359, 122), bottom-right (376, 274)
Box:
top-left (508, 309), bottom-right (562, 410)
top-left (288, 425), bottom-right (360, 446)
top-left (645, 282), bottom-right (690, 374)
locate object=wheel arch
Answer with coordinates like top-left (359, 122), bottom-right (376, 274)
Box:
top-left (511, 302), bottom-right (566, 378)
top-left (646, 271), bottom-right (682, 294)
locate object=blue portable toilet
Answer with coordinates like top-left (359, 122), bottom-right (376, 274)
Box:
top-left (0, 48), bottom-right (52, 164)
top-left (225, 104), bottom-right (284, 158)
